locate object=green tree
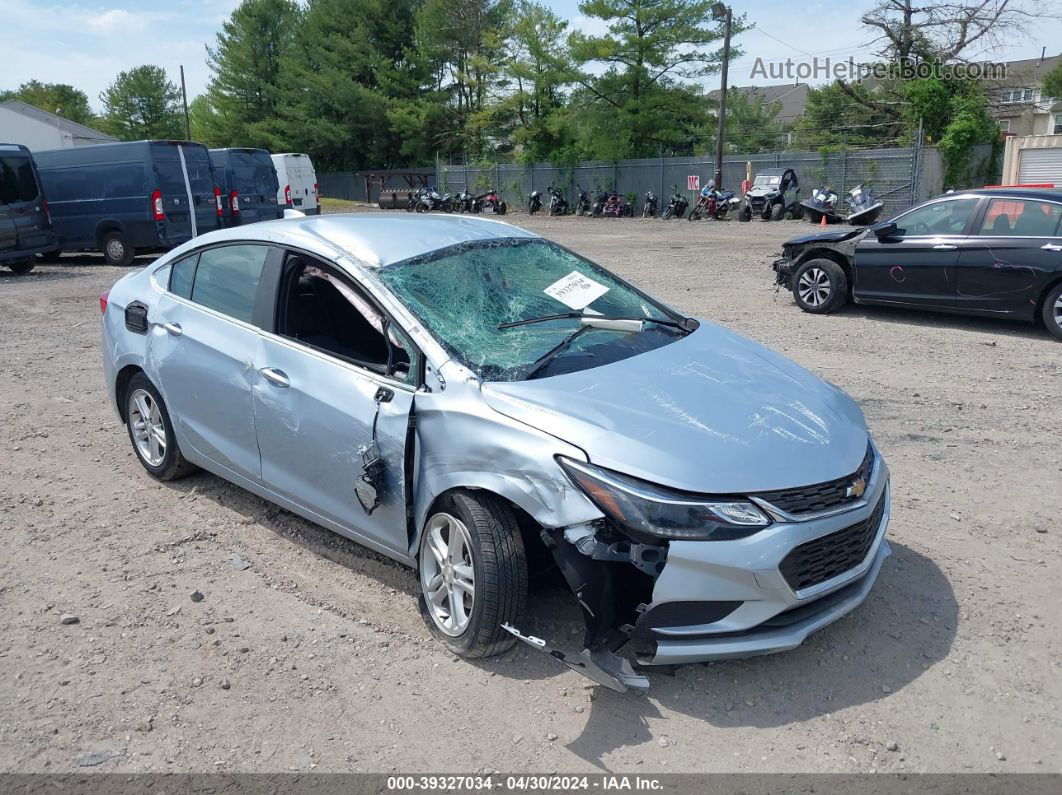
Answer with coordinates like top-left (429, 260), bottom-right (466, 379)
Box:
top-left (0, 80), bottom-right (96, 126)
top-left (567, 0), bottom-right (743, 159)
top-left (721, 89), bottom-right (784, 154)
top-left (1043, 63), bottom-right (1062, 101)
top-left (99, 66), bottom-right (183, 140)
top-left (269, 0), bottom-right (428, 170)
top-left (415, 0), bottom-right (513, 160)
top-left (201, 0), bottom-right (301, 147)
top-left (489, 1), bottom-right (573, 162)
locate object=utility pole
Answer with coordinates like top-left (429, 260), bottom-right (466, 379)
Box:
top-left (712, 3), bottom-right (732, 190)
top-left (180, 65), bottom-right (191, 141)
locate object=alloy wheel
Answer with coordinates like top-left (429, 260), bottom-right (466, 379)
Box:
top-left (128, 388), bottom-right (166, 467)
top-left (1054, 294), bottom-right (1062, 331)
top-left (420, 513), bottom-right (475, 637)
top-left (798, 267), bottom-right (831, 308)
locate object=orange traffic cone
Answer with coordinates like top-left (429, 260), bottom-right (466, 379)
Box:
top-left (820, 212), bottom-right (828, 227)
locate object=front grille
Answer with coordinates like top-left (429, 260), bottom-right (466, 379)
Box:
top-left (757, 443), bottom-right (874, 516)
top-left (779, 492), bottom-right (886, 592)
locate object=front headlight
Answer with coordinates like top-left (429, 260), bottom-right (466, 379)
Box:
top-left (557, 457), bottom-right (770, 542)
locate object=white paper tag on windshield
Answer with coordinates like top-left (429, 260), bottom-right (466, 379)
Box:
top-left (543, 271), bottom-right (609, 310)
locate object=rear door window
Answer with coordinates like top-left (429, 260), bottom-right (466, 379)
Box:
top-left (976, 198), bottom-right (1062, 237)
top-left (0, 156), bottom-right (41, 204)
top-left (189, 245), bottom-right (269, 324)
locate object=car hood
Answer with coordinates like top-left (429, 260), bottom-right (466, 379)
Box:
top-left (786, 228), bottom-right (867, 246)
top-left (481, 323), bottom-right (869, 494)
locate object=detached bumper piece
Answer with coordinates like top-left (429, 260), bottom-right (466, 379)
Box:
top-left (773, 257), bottom-right (795, 289)
top-left (502, 625), bottom-right (649, 693)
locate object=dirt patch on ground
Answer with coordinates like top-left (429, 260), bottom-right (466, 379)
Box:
top-left (0, 212), bottom-right (1058, 773)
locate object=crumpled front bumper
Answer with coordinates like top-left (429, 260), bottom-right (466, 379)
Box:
top-left (773, 256), bottom-right (796, 288)
top-left (638, 457), bottom-right (891, 666)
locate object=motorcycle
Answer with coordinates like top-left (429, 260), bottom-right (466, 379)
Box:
top-left (406, 187), bottom-right (427, 212)
top-left (845, 183), bottom-right (884, 226)
top-left (415, 187), bottom-right (454, 213)
top-left (641, 190), bottom-right (658, 218)
top-left (528, 190), bottom-right (543, 215)
top-left (590, 188), bottom-right (609, 218)
top-left (601, 191), bottom-right (632, 217)
top-left (800, 185), bottom-right (842, 224)
top-left (547, 185), bottom-right (569, 215)
top-left (689, 180), bottom-right (740, 221)
top-left (660, 185), bottom-right (688, 220)
top-left (453, 189), bottom-right (475, 213)
top-left (574, 185), bottom-right (592, 216)
top-left (475, 188), bottom-right (507, 215)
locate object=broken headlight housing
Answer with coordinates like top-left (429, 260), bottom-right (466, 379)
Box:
top-left (557, 457), bottom-right (770, 542)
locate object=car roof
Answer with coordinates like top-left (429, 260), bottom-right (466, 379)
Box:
top-left (947, 187), bottom-right (1062, 202)
top-left (206, 212), bottom-right (541, 268)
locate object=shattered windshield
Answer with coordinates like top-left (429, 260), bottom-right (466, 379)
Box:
top-left (376, 238), bottom-right (683, 381)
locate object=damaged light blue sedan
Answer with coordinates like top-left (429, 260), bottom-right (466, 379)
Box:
top-left (101, 214), bottom-right (891, 692)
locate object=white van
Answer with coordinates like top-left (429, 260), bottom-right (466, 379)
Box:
top-left (271, 153), bottom-right (319, 215)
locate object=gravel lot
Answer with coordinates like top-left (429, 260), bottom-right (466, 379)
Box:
top-left (1, 210), bottom-right (1059, 774)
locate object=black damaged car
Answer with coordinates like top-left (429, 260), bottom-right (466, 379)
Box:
top-left (772, 188), bottom-right (1062, 340)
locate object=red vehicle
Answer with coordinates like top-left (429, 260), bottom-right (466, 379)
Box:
top-left (473, 188), bottom-right (507, 215)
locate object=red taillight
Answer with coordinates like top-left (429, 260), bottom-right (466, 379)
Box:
top-left (229, 190), bottom-right (240, 215)
top-left (284, 185), bottom-right (291, 206)
top-left (313, 182), bottom-right (318, 199)
top-left (214, 186), bottom-right (223, 217)
top-left (151, 189), bottom-right (164, 221)
top-left (42, 197), bottom-right (51, 223)
top-left (99, 290), bottom-right (110, 314)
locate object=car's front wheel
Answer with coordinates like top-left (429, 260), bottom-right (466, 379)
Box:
top-left (124, 373), bottom-right (197, 480)
top-left (1042, 282), bottom-right (1062, 340)
top-left (418, 490), bottom-right (526, 659)
top-left (792, 258), bottom-right (848, 314)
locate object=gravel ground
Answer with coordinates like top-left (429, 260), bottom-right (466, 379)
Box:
top-left (0, 210), bottom-right (1059, 774)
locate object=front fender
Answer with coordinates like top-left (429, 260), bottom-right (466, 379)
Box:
top-left (411, 379), bottom-right (603, 557)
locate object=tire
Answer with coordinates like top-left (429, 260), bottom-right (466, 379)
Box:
top-left (496, 202), bottom-right (507, 215)
top-left (770, 203), bottom-right (785, 221)
top-left (661, 207), bottom-right (672, 220)
top-left (792, 258), bottom-right (848, 314)
top-left (738, 207), bottom-right (751, 222)
top-left (102, 231), bottom-right (134, 267)
top-left (442, 200), bottom-right (454, 213)
top-left (714, 207), bottom-right (728, 221)
top-left (417, 490), bottom-right (527, 659)
top-left (792, 203), bottom-right (805, 220)
top-left (1041, 282), bottom-right (1062, 341)
top-left (124, 373), bottom-right (197, 481)
top-left (688, 208), bottom-right (700, 221)
top-left (6, 258), bottom-right (35, 275)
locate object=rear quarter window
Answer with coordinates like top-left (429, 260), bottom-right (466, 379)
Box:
top-left (169, 253), bottom-right (199, 299)
top-left (189, 245), bottom-right (269, 324)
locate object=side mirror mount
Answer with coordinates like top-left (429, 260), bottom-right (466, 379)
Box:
top-left (872, 221), bottom-right (897, 239)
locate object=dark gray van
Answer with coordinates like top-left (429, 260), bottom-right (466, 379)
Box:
top-left (0, 143), bottom-right (58, 274)
top-left (35, 140), bottom-right (221, 266)
top-left (208, 148), bottom-right (282, 227)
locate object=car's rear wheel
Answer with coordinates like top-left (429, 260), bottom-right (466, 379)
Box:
top-left (792, 258), bottom-right (848, 314)
top-left (6, 258), bottom-right (34, 275)
top-left (125, 373), bottom-right (197, 480)
top-left (418, 490), bottom-right (526, 659)
top-left (102, 231), bottom-right (134, 266)
top-left (1042, 282), bottom-right (1062, 341)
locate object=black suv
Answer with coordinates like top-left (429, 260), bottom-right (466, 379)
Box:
top-left (773, 188), bottom-right (1062, 340)
top-left (0, 144), bottom-right (58, 274)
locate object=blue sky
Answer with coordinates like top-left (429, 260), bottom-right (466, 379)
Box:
top-left (3, 0), bottom-right (1060, 111)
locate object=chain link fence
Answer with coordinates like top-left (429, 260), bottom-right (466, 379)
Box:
top-left (435, 146), bottom-right (923, 218)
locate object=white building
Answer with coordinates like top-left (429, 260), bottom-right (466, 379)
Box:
top-left (0, 99), bottom-right (115, 151)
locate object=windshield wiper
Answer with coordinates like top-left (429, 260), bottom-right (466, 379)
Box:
top-left (498, 312), bottom-right (695, 331)
top-left (521, 325), bottom-right (595, 380)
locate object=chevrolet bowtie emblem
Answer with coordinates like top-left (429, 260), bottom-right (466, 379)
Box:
top-left (846, 477), bottom-right (867, 498)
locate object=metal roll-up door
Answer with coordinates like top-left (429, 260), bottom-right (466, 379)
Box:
top-left (1017, 147), bottom-right (1062, 185)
